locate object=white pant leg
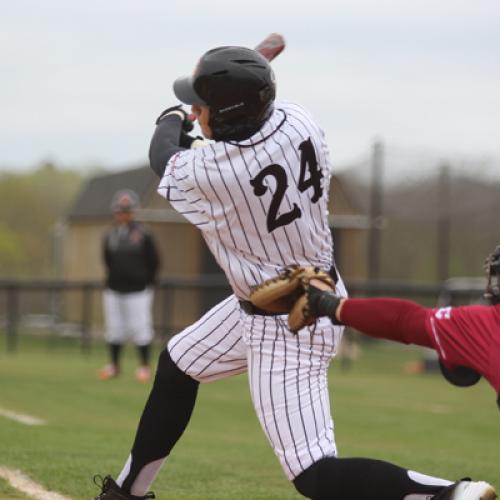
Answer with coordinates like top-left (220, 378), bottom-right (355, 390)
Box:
top-left (243, 313), bottom-right (344, 480)
top-left (103, 289), bottom-right (128, 344)
top-left (168, 295), bottom-right (247, 383)
top-left (122, 288), bottom-right (155, 346)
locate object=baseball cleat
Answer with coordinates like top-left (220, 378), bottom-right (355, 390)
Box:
top-left (98, 365), bottom-right (120, 380)
top-left (93, 475), bottom-right (155, 500)
top-left (135, 366), bottom-right (151, 383)
top-left (436, 479), bottom-right (497, 500)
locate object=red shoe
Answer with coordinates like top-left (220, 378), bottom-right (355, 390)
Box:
top-left (135, 366), bottom-right (151, 383)
top-left (98, 365), bottom-right (120, 380)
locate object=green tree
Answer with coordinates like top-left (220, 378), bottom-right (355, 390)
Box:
top-left (0, 223), bottom-right (26, 274)
top-left (0, 163), bottom-right (84, 278)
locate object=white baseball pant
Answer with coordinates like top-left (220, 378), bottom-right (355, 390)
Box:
top-left (168, 293), bottom-right (344, 480)
top-left (103, 288), bottom-right (155, 346)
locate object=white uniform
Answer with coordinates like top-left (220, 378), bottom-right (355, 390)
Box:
top-left (103, 288), bottom-right (154, 345)
top-left (158, 101), bottom-right (347, 480)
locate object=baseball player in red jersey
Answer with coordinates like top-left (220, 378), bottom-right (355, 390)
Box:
top-left (94, 46), bottom-right (496, 500)
top-left (306, 245), bottom-right (500, 410)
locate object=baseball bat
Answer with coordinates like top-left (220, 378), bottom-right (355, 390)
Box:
top-left (254, 32), bottom-right (286, 62)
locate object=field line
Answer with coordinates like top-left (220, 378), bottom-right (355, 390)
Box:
top-left (0, 466), bottom-right (72, 500)
top-left (0, 407), bottom-right (47, 426)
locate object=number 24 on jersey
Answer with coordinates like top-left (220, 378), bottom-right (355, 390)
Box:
top-left (250, 138), bottom-right (323, 232)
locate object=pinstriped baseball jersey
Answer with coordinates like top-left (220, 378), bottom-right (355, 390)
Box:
top-left (158, 100), bottom-right (335, 299)
top-left (156, 100), bottom-right (348, 480)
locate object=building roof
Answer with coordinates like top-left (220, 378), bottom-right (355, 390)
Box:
top-left (67, 166), bottom-right (158, 220)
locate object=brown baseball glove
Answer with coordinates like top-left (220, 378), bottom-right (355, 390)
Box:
top-left (249, 266), bottom-right (335, 331)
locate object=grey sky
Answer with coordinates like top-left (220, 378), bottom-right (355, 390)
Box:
top-left (1, 0), bottom-right (499, 172)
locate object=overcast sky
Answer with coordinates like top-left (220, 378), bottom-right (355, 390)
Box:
top-left (1, 0), bottom-right (499, 173)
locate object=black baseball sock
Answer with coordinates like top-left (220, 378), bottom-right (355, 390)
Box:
top-left (293, 456), bottom-right (451, 500)
top-left (136, 344), bottom-right (151, 366)
top-left (120, 348), bottom-right (199, 494)
top-left (109, 343), bottom-right (123, 369)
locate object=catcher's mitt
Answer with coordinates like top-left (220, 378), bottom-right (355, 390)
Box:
top-left (249, 266), bottom-right (335, 331)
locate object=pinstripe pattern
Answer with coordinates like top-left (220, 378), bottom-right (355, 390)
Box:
top-left (168, 295), bottom-right (247, 383)
top-left (158, 101), bottom-right (335, 300)
top-left (159, 100), bottom-right (348, 480)
top-left (244, 314), bottom-right (341, 479)
top-left (166, 287), bottom-right (346, 479)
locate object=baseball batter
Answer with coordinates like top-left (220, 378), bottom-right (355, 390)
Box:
top-left (94, 46), bottom-right (495, 500)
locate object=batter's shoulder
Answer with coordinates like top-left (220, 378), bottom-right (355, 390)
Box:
top-left (171, 141), bottom-right (219, 164)
top-left (277, 100), bottom-right (321, 128)
top-left (276, 100), bottom-right (312, 116)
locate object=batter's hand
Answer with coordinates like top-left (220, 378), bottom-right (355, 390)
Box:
top-left (155, 105), bottom-right (195, 132)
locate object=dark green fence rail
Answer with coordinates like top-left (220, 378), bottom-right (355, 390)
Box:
top-left (0, 277), bottom-right (485, 352)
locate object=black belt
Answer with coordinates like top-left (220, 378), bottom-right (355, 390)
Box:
top-left (240, 265), bottom-right (338, 316)
top-left (239, 300), bottom-right (280, 316)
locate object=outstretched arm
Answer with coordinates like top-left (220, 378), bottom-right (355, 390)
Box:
top-left (308, 284), bottom-right (432, 348)
top-left (339, 297), bottom-right (432, 348)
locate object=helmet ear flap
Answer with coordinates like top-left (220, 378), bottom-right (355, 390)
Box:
top-left (259, 84), bottom-right (275, 104)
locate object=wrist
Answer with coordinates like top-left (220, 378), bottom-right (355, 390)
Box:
top-left (334, 298), bottom-right (347, 324)
top-left (156, 110), bottom-right (185, 124)
top-left (308, 286), bottom-right (341, 319)
top-left (165, 110), bottom-right (185, 121)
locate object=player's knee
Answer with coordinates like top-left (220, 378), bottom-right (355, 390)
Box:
top-left (293, 457), bottom-right (342, 500)
top-left (293, 460), bottom-right (320, 498)
top-left (156, 348), bottom-right (199, 390)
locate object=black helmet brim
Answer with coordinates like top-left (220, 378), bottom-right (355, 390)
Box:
top-left (173, 76), bottom-right (206, 106)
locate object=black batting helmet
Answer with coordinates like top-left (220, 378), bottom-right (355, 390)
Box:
top-left (173, 46), bottom-right (276, 141)
top-left (484, 244), bottom-right (500, 305)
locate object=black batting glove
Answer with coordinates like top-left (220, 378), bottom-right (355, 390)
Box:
top-left (155, 105), bottom-right (194, 132)
top-left (308, 285), bottom-right (343, 325)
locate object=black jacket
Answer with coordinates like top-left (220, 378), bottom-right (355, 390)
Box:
top-left (103, 221), bottom-right (159, 293)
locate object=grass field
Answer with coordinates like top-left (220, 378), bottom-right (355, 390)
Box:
top-left (0, 334), bottom-right (498, 500)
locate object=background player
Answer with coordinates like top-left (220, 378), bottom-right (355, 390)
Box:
top-left (304, 245), bottom-right (500, 410)
top-left (99, 189), bottom-right (160, 383)
top-left (94, 46), bottom-right (495, 500)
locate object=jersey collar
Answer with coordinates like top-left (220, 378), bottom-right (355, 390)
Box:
top-left (226, 107), bottom-right (287, 148)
